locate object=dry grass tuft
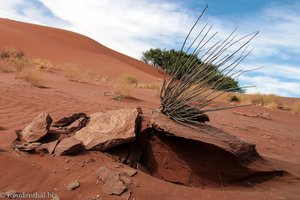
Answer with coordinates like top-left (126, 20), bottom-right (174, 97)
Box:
top-left (63, 66), bottom-right (82, 81)
top-left (0, 48), bottom-right (31, 72)
top-left (217, 93), bottom-right (281, 110)
top-left (85, 69), bottom-right (97, 79)
top-left (123, 74), bottom-right (138, 86)
top-left (14, 58), bottom-right (32, 72)
top-left (217, 93), bottom-right (241, 103)
top-left (20, 68), bottom-right (46, 87)
top-left (0, 48), bottom-right (24, 60)
top-left (112, 80), bottom-right (133, 100)
top-left (138, 82), bottom-right (162, 90)
top-left (0, 62), bottom-right (15, 73)
top-left (292, 101), bottom-right (300, 114)
top-left (246, 94), bottom-right (280, 108)
top-left (32, 58), bottom-right (54, 71)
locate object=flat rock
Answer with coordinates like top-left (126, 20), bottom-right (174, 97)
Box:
top-left (151, 113), bottom-right (259, 162)
top-left (52, 113), bottom-right (89, 134)
top-left (97, 166), bottom-right (127, 195)
top-left (53, 112), bottom-right (87, 127)
top-left (75, 108), bottom-right (139, 151)
top-left (21, 112), bottom-right (53, 142)
top-left (66, 180), bottom-right (80, 191)
top-left (54, 136), bottom-right (83, 155)
top-left (118, 167), bottom-right (137, 177)
top-left (12, 141), bottom-right (41, 152)
top-left (139, 113), bottom-right (285, 187)
top-left (37, 140), bottom-right (59, 154)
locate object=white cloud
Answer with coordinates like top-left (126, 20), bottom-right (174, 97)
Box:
top-left (0, 0), bottom-right (68, 26)
top-left (239, 75), bottom-right (300, 97)
top-left (39, 0), bottom-right (195, 58)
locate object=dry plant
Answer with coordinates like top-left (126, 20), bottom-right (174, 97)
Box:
top-left (112, 80), bottom-right (134, 100)
top-left (242, 93), bottom-right (280, 107)
top-left (0, 47), bottom-right (24, 60)
top-left (19, 68), bottom-right (45, 88)
top-left (159, 5), bottom-right (258, 125)
top-left (139, 82), bottom-right (162, 90)
top-left (0, 61), bottom-right (15, 73)
top-left (63, 66), bottom-right (82, 81)
top-left (0, 48), bottom-right (31, 72)
top-left (32, 58), bottom-right (54, 71)
top-left (217, 92), bottom-right (241, 102)
top-left (123, 74), bottom-right (138, 86)
top-left (292, 101), bottom-right (300, 114)
top-left (85, 69), bottom-right (97, 79)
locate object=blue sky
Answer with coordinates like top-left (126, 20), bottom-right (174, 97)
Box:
top-left (0, 0), bottom-right (299, 97)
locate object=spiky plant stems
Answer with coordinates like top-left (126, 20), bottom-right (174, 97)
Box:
top-left (159, 4), bottom-right (258, 125)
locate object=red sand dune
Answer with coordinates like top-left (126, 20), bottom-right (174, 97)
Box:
top-left (0, 18), bottom-right (163, 82)
top-left (0, 19), bottom-right (300, 200)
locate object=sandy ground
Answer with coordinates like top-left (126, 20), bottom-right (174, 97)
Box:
top-left (0, 18), bottom-right (300, 200)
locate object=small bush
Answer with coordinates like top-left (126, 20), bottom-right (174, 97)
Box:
top-left (138, 83), bottom-right (161, 90)
top-left (230, 95), bottom-right (240, 102)
top-left (64, 66), bottom-right (82, 81)
top-left (85, 69), bottom-right (97, 79)
top-left (0, 63), bottom-right (14, 73)
top-left (14, 58), bottom-right (31, 72)
top-left (216, 92), bottom-right (240, 103)
top-left (32, 58), bottom-right (54, 71)
top-left (112, 80), bottom-right (133, 100)
top-left (239, 93), bottom-right (280, 108)
top-left (20, 68), bottom-right (45, 87)
top-left (123, 75), bottom-right (138, 86)
top-left (292, 101), bottom-right (300, 114)
top-left (0, 48), bottom-right (24, 60)
top-left (264, 102), bottom-right (278, 109)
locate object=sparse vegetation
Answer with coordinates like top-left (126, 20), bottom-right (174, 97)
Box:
top-left (63, 66), bottom-right (82, 81)
top-left (20, 68), bottom-right (45, 88)
top-left (292, 101), bottom-right (300, 114)
top-left (0, 64), bottom-right (14, 73)
top-left (138, 82), bottom-right (161, 90)
top-left (0, 48), bottom-right (24, 60)
top-left (244, 94), bottom-right (280, 108)
top-left (85, 69), bottom-right (97, 79)
top-left (112, 80), bottom-right (133, 100)
top-left (123, 74), bottom-right (138, 86)
top-left (158, 5), bottom-right (258, 125)
top-left (218, 93), bottom-right (280, 109)
top-left (14, 58), bottom-right (31, 72)
top-left (32, 58), bottom-right (54, 71)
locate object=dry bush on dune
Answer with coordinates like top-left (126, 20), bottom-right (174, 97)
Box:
top-left (0, 61), bottom-right (15, 73)
top-left (0, 47), bottom-right (24, 60)
top-left (217, 92), bottom-right (241, 103)
top-left (217, 92), bottom-right (280, 109)
top-left (242, 93), bottom-right (280, 108)
top-left (159, 5), bottom-right (258, 125)
top-left (32, 58), bottom-right (54, 71)
top-left (19, 68), bottom-right (46, 88)
top-left (123, 74), bottom-right (138, 86)
top-left (112, 80), bottom-right (133, 100)
top-left (0, 48), bottom-right (30, 72)
top-left (139, 82), bottom-right (162, 90)
top-left (292, 101), bottom-right (300, 114)
top-left (14, 58), bottom-right (32, 72)
top-left (85, 69), bottom-right (97, 79)
top-left (63, 66), bottom-right (82, 81)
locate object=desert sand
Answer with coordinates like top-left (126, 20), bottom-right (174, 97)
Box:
top-left (0, 18), bottom-right (300, 200)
